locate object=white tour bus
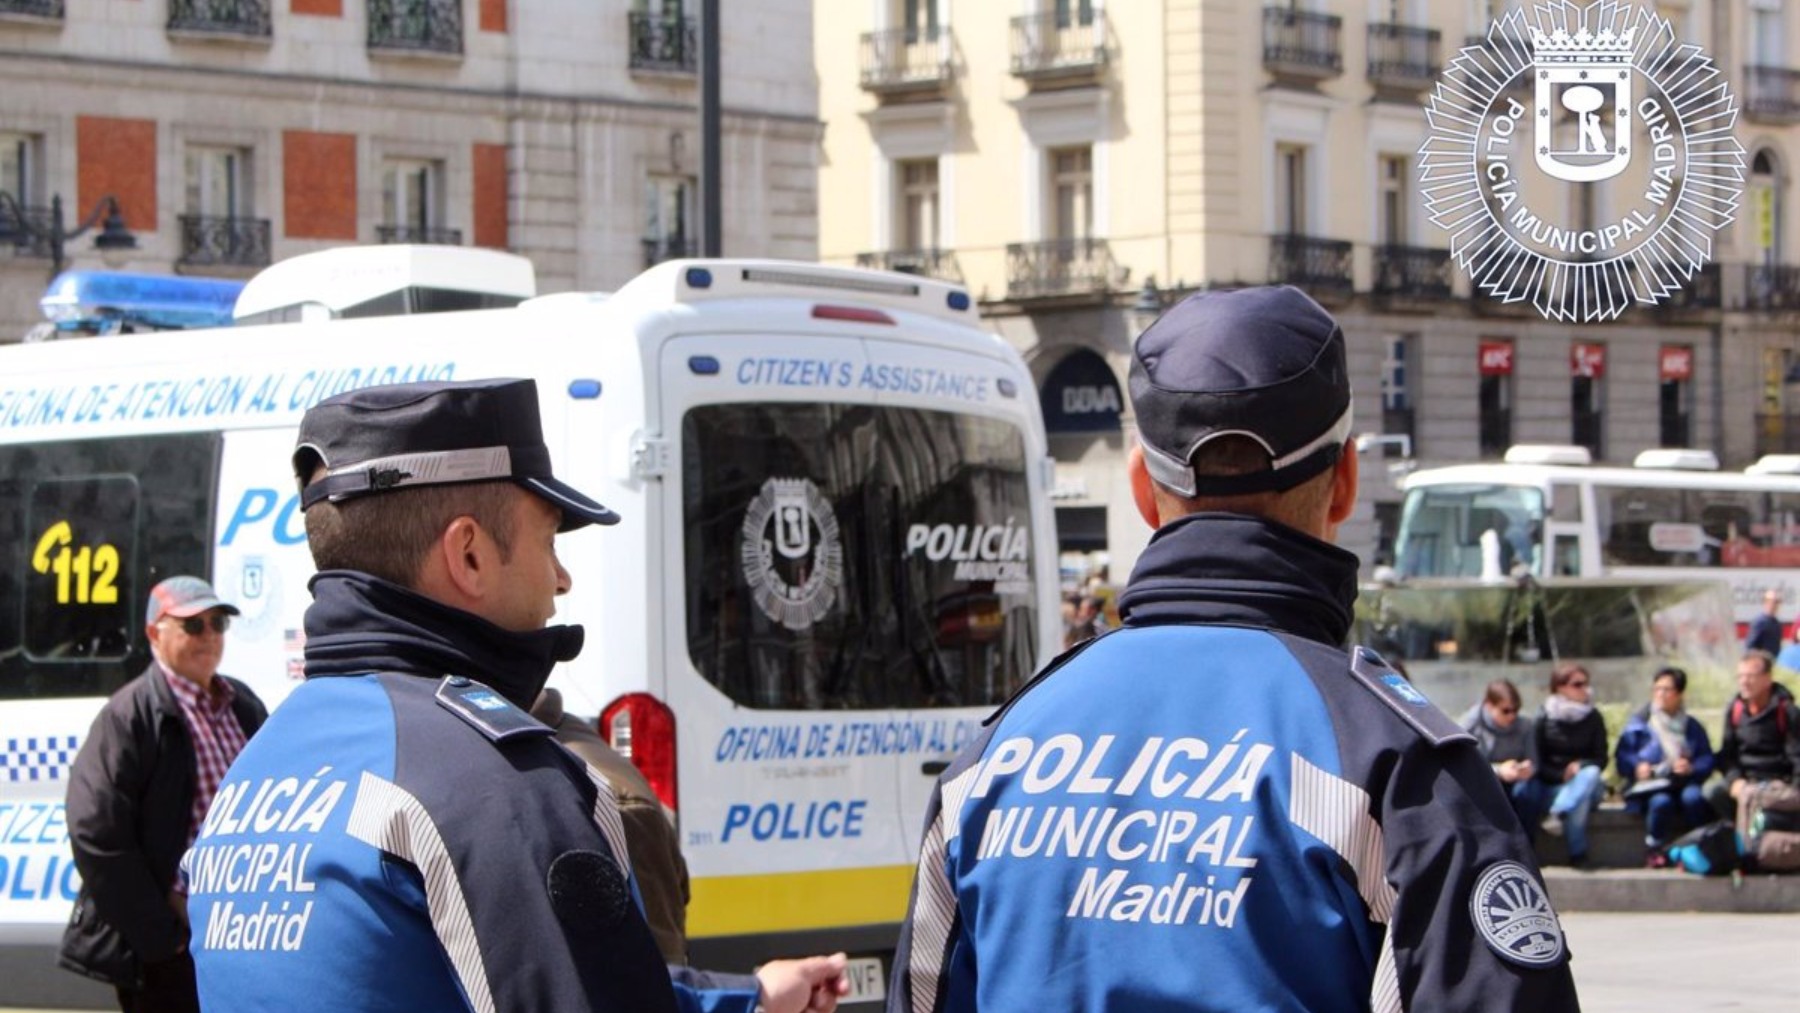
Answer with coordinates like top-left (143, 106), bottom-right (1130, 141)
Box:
top-left (1392, 443), bottom-right (1800, 629)
top-left (0, 247), bottom-right (1061, 1007)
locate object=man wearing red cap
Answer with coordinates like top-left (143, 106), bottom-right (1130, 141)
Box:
top-left (61, 576), bottom-right (267, 1013)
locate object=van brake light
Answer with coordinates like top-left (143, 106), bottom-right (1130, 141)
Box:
top-left (812, 304), bottom-right (894, 325)
top-left (599, 692), bottom-right (678, 812)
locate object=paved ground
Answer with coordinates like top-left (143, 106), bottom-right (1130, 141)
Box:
top-left (5, 911), bottom-right (1797, 1011)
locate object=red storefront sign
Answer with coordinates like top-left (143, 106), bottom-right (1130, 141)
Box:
top-left (1660, 345), bottom-right (1694, 381)
top-left (1571, 342), bottom-right (1606, 379)
top-left (1478, 340), bottom-right (1514, 376)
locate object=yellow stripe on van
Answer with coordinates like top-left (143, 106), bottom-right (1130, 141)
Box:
top-left (687, 865), bottom-right (916, 936)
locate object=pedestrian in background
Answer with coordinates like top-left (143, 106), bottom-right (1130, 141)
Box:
top-left (62, 577), bottom-right (266, 1013)
top-left (1747, 588), bottom-right (1785, 656)
top-left (185, 379), bottom-right (846, 1013)
top-left (890, 286), bottom-right (1577, 1012)
top-left (1614, 665), bottom-right (1714, 867)
top-left (1534, 663), bottom-right (1609, 868)
top-left (1462, 678), bottom-right (1549, 840)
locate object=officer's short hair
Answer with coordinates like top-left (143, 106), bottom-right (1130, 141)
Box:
top-left (303, 479), bottom-right (518, 587)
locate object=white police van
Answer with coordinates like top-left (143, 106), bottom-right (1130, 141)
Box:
top-left (0, 246), bottom-right (1061, 1006)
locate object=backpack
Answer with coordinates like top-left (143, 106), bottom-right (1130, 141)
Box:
top-left (1665, 821), bottom-right (1742, 876)
top-left (1745, 780), bottom-right (1800, 873)
top-left (1729, 697), bottom-right (1790, 737)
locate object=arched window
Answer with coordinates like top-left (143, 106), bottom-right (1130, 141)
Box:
top-left (1752, 148), bottom-right (1782, 268)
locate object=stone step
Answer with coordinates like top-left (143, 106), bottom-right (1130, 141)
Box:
top-left (1543, 866), bottom-right (1800, 913)
top-left (1533, 802), bottom-right (1653, 869)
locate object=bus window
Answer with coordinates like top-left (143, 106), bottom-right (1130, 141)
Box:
top-left (1598, 485), bottom-right (1685, 566)
top-left (0, 435), bottom-right (218, 700)
top-left (1552, 534), bottom-right (1581, 576)
top-left (683, 404), bottom-right (1039, 710)
top-left (1550, 482), bottom-right (1581, 521)
top-left (1395, 484), bottom-right (1544, 578)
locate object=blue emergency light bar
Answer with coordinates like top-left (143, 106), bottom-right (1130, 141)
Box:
top-left (39, 270), bottom-right (246, 333)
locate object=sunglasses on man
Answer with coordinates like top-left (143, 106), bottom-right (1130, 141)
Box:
top-left (167, 614), bottom-right (231, 635)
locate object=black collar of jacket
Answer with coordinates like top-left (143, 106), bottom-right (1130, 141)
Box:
top-left (301, 570), bottom-right (583, 710)
top-left (1116, 511), bottom-right (1359, 648)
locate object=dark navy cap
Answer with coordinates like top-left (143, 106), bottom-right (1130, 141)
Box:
top-left (1130, 286), bottom-right (1353, 497)
top-left (293, 378), bottom-right (620, 531)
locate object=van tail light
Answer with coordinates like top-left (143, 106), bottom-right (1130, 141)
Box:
top-left (599, 692), bottom-right (678, 812)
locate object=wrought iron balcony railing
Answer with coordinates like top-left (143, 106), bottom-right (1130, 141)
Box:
top-left (1746, 263), bottom-right (1800, 312)
top-left (1010, 11), bottom-right (1106, 81)
top-left (1656, 262), bottom-right (1722, 313)
top-left (0, 201), bottom-right (55, 259)
top-left (177, 215), bottom-right (271, 269)
top-left (168, 0), bottom-right (270, 36)
top-left (860, 26), bottom-right (954, 95)
top-left (628, 12), bottom-right (696, 74)
top-left (1005, 238), bottom-right (1117, 300)
top-left (1268, 234), bottom-right (1352, 299)
top-left (1372, 245), bottom-right (1452, 300)
top-left (377, 224), bottom-right (462, 245)
top-left (1745, 66), bottom-right (1800, 125)
top-left (1367, 22), bottom-right (1439, 94)
top-left (1262, 7), bottom-right (1342, 83)
top-left (643, 235), bottom-right (697, 268)
top-left (368, 0), bottom-right (461, 56)
top-left (855, 249), bottom-right (964, 283)
top-left (0, 0), bottom-right (62, 16)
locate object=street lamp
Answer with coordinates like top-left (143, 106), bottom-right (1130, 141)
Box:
top-left (1129, 274), bottom-right (1164, 337)
top-left (0, 192), bottom-right (139, 278)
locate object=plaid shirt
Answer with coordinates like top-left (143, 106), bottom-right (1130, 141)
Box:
top-left (159, 661), bottom-right (250, 852)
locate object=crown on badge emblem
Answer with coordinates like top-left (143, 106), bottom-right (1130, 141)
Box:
top-left (1529, 27), bottom-right (1636, 66)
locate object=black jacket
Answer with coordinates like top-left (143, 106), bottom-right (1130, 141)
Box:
top-left (1718, 682), bottom-right (1800, 784)
top-left (1534, 706), bottom-right (1608, 785)
top-left (59, 663), bottom-right (266, 987)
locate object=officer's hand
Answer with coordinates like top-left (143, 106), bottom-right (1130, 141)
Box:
top-left (755, 952), bottom-right (849, 1013)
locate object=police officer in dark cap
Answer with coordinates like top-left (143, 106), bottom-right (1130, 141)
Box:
top-left (185, 378), bottom-right (847, 1013)
top-left (891, 288), bottom-right (1579, 1012)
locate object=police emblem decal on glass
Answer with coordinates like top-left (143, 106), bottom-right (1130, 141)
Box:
top-left (740, 477), bottom-right (844, 632)
top-left (1421, 1), bottom-right (1744, 322)
top-left (1469, 860), bottom-right (1566, 967)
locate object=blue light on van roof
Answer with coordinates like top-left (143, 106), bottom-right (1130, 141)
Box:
top-left (947, 290), bottom-right (971, 312)
top-left (568, 379), bottom-right (602, 399)
top-left (688, 355), bottom-right (721, 375)
top-left (685, 267), bottom-right (714, 289)
top-left (997, 378), bottom-right (1018, 398)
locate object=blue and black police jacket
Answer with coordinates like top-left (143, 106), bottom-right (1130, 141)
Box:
top-left (891, 514), bottom-right (1580, 1013)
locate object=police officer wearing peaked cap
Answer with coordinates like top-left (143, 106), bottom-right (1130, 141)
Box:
top-left (890, 288), bottom-right (1580, 1013)
top-left (186, 378), bottom-right (848, 1013)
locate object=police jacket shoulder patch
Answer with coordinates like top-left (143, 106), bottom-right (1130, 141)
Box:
top-left (434, 676), bottom-right (554, 743)
top-left (1346, 647), bottom-right (1473, 748)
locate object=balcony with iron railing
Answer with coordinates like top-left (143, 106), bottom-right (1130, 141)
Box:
top-left (377, 224), bottom-right (462, 245)
top-left (643, 234), bottom-right (697, 268)
top-left (1367, 22), bottom-right (1439, 97)
top-left (177, 215), bottom-right (270, 269)
top-left (1005, 238), bottom-right (1117, 300)
top-left (628, 11), bottom-right (696, 74)
top-left (1268, 234), bottom-right (1352, 301)
top-left (0, 0), bottom-right (62, 17)
top-left (1746, 262), bottom-right (1800, 312)
top-left (1262, 7), bottom-right (1342, 85)
top-left (368, 0), bottom-right (461, 56)
top-left (855, 249), bottom-right (963, 283)
top-left (1371, 244), bottom-right (1453, 303)
top-left (860, 26), bottom-right (954, 96)
top-left (1745, 66), bottom-right (1800, 125)
top-left (168, 0), bottom-right (270, 37)
top-left (0, 202), bottom-right (55, 259)
top-left (1010, 11), bottom-right (1106, 84)
top-left (1654, 262), bottom-right (1722, 316)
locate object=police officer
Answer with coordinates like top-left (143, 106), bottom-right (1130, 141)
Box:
top-left (890, 288), bottom-right (1579, 1011)
top-left (185, 378), bottom-right (846, 1013)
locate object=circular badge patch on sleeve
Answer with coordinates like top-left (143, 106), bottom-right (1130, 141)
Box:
top-left (1469, 860), bottom-right (1566, 967)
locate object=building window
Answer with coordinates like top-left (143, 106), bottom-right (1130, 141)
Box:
top-left (380, 159), bottom-right (456, 244)
top-left (0, 131), bottom-right (36, 207)
top-left (645, 174), bottom-right (696, 266)
top-left (185, 147), bottom-right (249, 220)
top-left (1659, 344), bottom-right (1694, 448)
top-left (1049, 145), bottom-right (1092, 242)
top-left (1054, 0), bottom-right (1094, 28)
top-left (1478, 338), bottom-right (1514, 458)
top-left (1381, 334), bottom-right (1417, 455)
top-left (1378, 153), bottom-right (1408, 245)
top-left (1753, 149), bottom-right (1782, 267)
top-left (1571, 342), bottom-right (1606, 460)
top-left (899, 0), bottom-right (938, 43)
top-left (1276, 143), bottom-right (1307, 234)
top-left (1754, 0), bottom-right (1784, 67)
top-left (897, 158), bottom-right (939, 252)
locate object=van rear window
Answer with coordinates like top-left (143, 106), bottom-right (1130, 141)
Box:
top-left (0, 434), bottom-right (218, 699)
top-left (683, 404), bottom-right (1040, 710)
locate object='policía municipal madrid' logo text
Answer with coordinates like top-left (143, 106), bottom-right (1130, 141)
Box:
top-left (1421, 1), bottom-right (1744, 322)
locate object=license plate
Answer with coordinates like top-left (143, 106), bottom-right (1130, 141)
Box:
top-left (843, 955), bottom-right (887, 1004)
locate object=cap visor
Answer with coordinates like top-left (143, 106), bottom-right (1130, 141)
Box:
top-left (166, 599), bottom-right (242, 618)
top-left (521, 476), bottom-right (621, 530)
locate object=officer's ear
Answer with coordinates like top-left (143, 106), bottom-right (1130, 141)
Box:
top-left (1128, 445), bottom-right (1162, 529)
top-left (433, 514), bottom-right (495, 602)
top-left (1326, 437), bottom-right (1358, 527)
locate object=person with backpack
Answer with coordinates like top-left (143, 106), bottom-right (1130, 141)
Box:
top-left (1707, 650), bottom-right (1800, 829)
top-left (1614, 666), bottom-right (1715, 867)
